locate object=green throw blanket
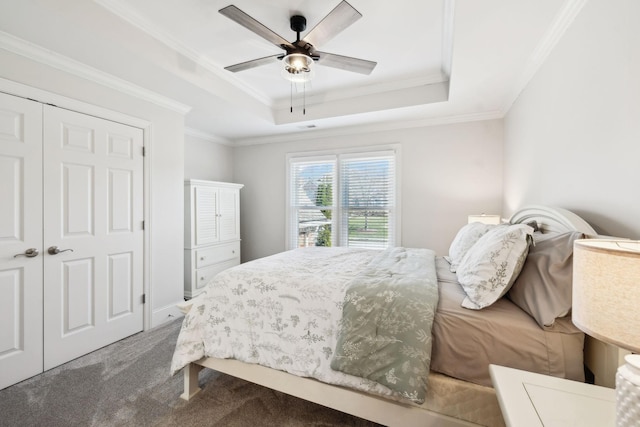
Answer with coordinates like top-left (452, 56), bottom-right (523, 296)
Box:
top-left (331, 247), bottom-right (439, 404)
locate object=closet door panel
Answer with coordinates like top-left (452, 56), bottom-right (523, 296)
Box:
top-left (0, 93), bottom-right (43, 390)
top-left (42, 105), bottom-right (144, 370)
top-left (62, 258), bottom-right (94, 333)
top-left (63, 163), bottom-right (94, 236)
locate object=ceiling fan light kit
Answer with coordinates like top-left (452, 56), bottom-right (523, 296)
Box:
top-left (219, 1), bottom-right (376, 114)
top-left (282, 53), bottom-right (314, 82)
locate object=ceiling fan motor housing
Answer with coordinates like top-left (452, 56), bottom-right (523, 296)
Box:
top-left (290, 15), bottom-right (306, 33)
top-left (283, 15), bottom-right (317, 59)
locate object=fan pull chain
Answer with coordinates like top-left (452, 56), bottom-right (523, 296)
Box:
top-left (288, 80), bottom-right (308, 115)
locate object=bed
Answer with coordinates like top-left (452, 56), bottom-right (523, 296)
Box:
top-left (172, 205), bottom-right (602, 427)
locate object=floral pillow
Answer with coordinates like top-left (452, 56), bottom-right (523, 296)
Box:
top-left (456, 224), bottom-right (534, 310)
top-left (447, 222), bottom-right (500, 273)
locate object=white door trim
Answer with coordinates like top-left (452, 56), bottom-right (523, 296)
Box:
top-left (0, 77), bottom-right (153, 331)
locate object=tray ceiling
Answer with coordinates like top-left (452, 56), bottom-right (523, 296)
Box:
top-left (0, 0), bottom-right (583, 144)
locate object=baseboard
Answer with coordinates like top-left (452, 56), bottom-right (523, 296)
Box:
top-left (151, 303), bottom-right (184, 329)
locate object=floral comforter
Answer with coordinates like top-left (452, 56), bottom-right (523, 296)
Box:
top-left (170, 246), bottom-right (437, 402)
top-left (331, 247), bottom-right (438, 403)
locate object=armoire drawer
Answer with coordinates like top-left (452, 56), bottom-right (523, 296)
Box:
top-left (195, 258), bottom-right (240, 290)
top-left (195, 241), bottom-right (240, 268)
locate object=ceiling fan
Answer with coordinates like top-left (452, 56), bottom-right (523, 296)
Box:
top-left (219, 1), bottom-right (377, 80)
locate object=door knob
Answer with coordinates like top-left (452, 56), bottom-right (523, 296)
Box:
top-left (48, 246), bottom-right (74, 255)
top-left (14, 248), bottom-right (39, 258)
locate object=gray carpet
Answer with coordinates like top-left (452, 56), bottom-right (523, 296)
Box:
top-left (0, 319), bottom-right (381, 427)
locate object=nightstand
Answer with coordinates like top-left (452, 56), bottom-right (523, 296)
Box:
top-left (489, 364), bottom-right (616, 427)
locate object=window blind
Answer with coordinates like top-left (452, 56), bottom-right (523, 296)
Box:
top-left (288, 150), bottom-right (397, 250)
top-left (340, 153), bottom-right (395, 249)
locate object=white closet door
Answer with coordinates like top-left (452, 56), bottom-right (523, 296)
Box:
top-left (0, 93), bottom-right (43, 390)
top-left (42, 105), bottom-right (144, 370)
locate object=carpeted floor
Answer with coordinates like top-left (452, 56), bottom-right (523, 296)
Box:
top-left (0, 319), bottom-right (380, 427)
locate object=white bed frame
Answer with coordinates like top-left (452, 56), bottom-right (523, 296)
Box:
top-left (178, 205), bottom-right (621, 427)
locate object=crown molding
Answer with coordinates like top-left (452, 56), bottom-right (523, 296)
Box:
top-left (185, 127), bottom-right (233, 146)
top-left (0, 76), bottom-right (153, 129)
top-left (441, 0), bottom-right (455, 78)
top-left (529, 0), bottom-right (588, 65)
top-left (233, 110), bottom-right (503, 146)
top-left (0, 30), bottom-right (191, 115)
top-left (501, 0), bottom-right (588, 114)
top-left (94, 0), bottom-right (273, 107)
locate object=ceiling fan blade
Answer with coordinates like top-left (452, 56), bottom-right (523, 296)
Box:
top-left (224, 54), bottom-right (282, 73)
top-left (219, 5), bottom-right (294, 50)
top-left (303, 1), bottom-right (362, 47)
top-left (316, 52), bottom-right (376, 75)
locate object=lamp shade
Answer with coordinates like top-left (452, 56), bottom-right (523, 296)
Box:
top-left (572, 240), bottom-right (640, 353)
top-left (467, 214), bottom-right (502, 225)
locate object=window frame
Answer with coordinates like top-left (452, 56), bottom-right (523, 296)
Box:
top-left (285, 145), bottom-right (401, 250)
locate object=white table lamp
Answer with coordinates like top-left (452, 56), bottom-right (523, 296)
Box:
top-left (467, 214), bottom-right (502, 225)
top-left (572, 239), bottom-right (640, 427)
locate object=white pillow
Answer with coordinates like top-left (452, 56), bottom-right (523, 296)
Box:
top-left (447, 222), bottom-right (499, 272)
top-left (456, 224), bottom-right (534, 310)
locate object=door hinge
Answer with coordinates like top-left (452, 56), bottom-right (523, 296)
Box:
top-left (142, 220), bottom-right (145, 230)
top-left (142, 294), bottom-right (146, 304)
top-left (142, 146), bottom-right (146, 156)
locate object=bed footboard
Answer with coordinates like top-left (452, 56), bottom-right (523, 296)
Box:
top-left (178, 357), bottom-right (482, 426)
top-left (180, 362), bottom-right (203, 400)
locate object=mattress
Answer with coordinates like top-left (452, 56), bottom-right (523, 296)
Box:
top-left (430, 257), bottom-right (585, 387)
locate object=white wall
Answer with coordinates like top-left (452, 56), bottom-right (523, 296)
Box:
top-left (503, 0), bottom-right (640, 239)
top-left (0, 50), bottom-right (186, 328)
top-left (184, 134), bottom-right (234, 182)
top-left (234, 120), bottom-right (503, 261)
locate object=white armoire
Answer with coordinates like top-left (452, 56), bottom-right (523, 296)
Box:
top-left (184, 180), bottom-right (243, 299)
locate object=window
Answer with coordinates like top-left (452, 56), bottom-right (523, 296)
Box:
top-left (287, 149), bottom-right (398, 250)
